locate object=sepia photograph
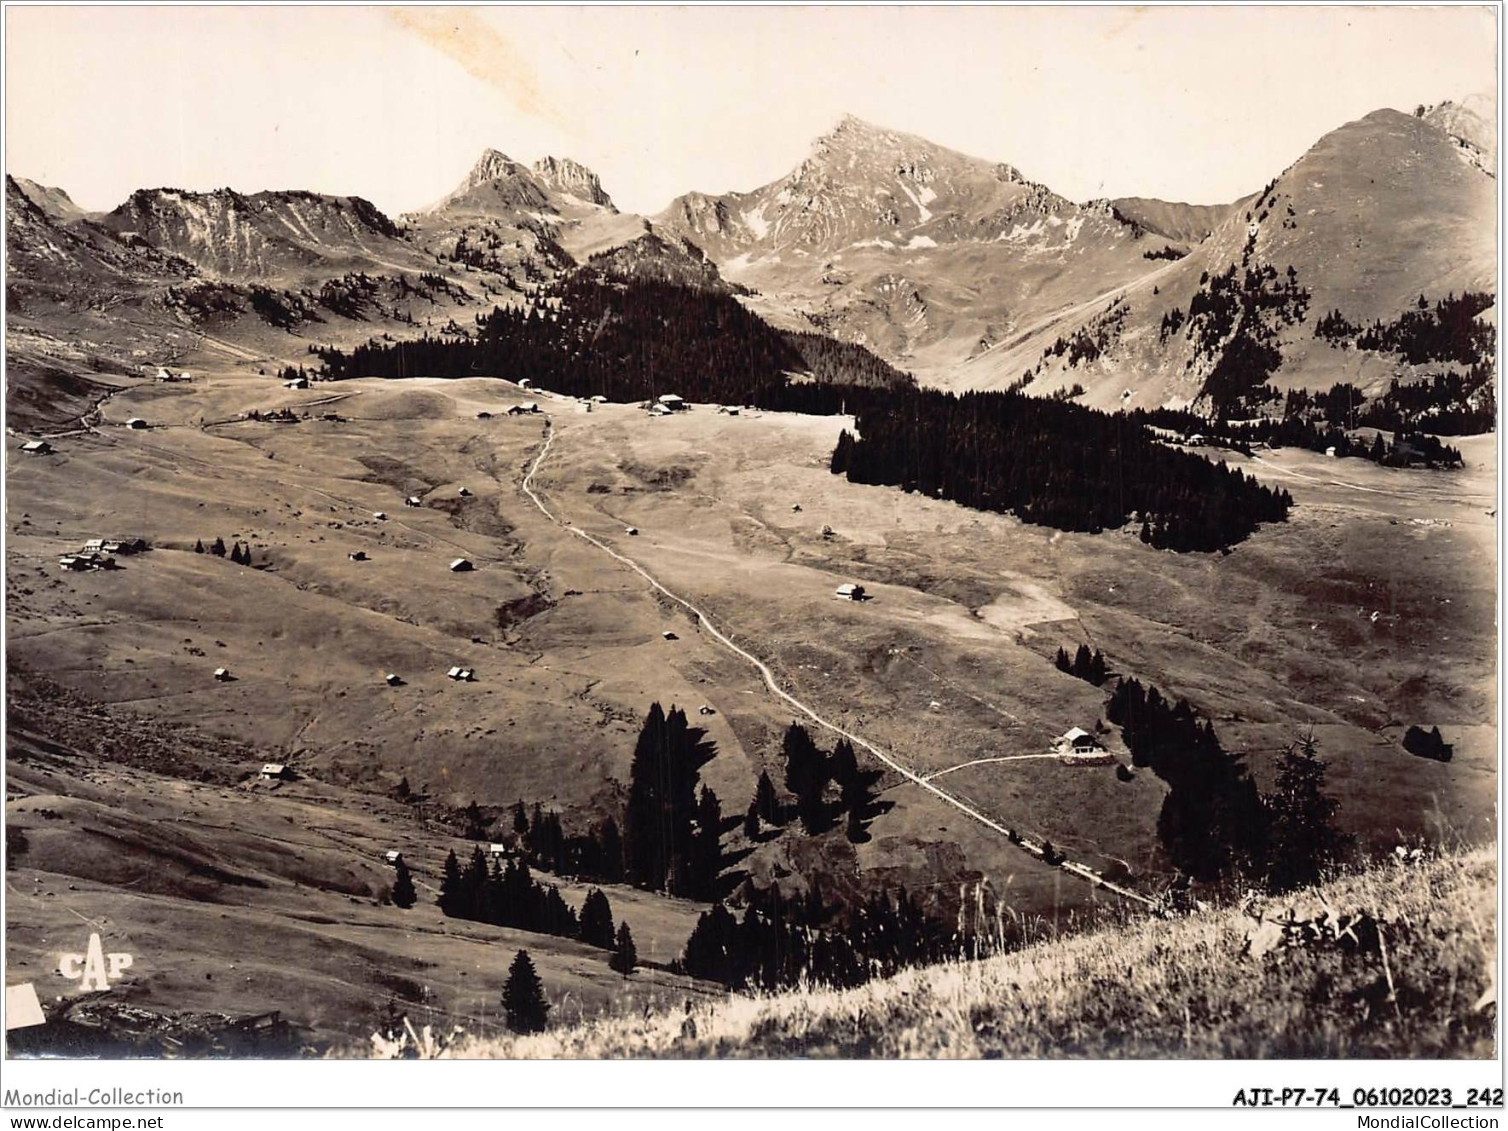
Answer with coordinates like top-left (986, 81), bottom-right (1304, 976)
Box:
top-left (0, 1), bottom-right (1501, 1119)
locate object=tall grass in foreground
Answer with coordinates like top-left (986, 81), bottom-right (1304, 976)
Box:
top-left (447, 847), bottom-right (1495, 1059)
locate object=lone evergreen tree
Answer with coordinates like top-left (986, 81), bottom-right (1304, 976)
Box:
top-left (194, 539), bottom-right (205, 554)
top-left (782, 722), bottom-right (830, 834)
top-left (753, 769), bottom-right (783, 826)
top-left (1265, 733), bottom-right (1352, 892)
top-left (624, 702), bottom-right (704, 894)
top-left (829, 738), bottom-right (881, 842)
top-left (610, 921), bottom-right (637, 977)
top-left (391, 856), bottom-right (417, 909)
top-left (210, 537), bottom-right (226, 557)
top-left (1089, 649), bottom-right (1108, 686)
top-left (1073, 643), bottom-right (1093, 679)
top-left (501, 949), bottom-right (550, 1033)
top-left (578, 887), bottom-right (616, 949)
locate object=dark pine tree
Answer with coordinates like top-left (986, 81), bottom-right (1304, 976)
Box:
top-left (534, 810), bottom-right (567, 873)
top-left (690, 786), bottom-right (723, 899)
top-left (1089, 650), bottom-right (1108, 686)
top-left (501, 949), bottom-right (550, 1034)
top-left (461, 845), bottom-right (489, 921)
top-left (610, 921), bottom-right (638, 977)
top-left (681, 904), bottom-right (739, 985)
top-left (391, 857), bottom-right (417, 909)
top-left (829, 738), bottom-right (859, 791)
top-left (463, 801), bottom-right (490, 842)
top-left (512, 799), bottom-right (529, 839)
top-left (210, 537), bottom-right (227, 557)
top-left (830, 428), bottom-right (855, 474)
top-left (753, 769), bottom-right (783, 826)
top-left (782, 722), bottom-right (831, 834)
top-left (194, 539), bottom-right (205, 554)
top-left (623, 702), bottom-right (704, 895)
top-left (578, 887), bottom-right (616, 949)
top-left (526, 802), bottom-right (545, 854)
top-left (595, 816), bottom-right (625, 883)
top-left (1264, 733), bottom-right (1353, 893)
top-left (828, 738), bottom-right (882, 842)
top-left (541, 885), bottom-right (579, 937)
top-left (1073, 644), bottom-right (1093, 679)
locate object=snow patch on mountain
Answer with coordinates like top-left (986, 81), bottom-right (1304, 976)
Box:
top-left (741, 206), bottom-right (771, 240)
top-left (897, 178), bottom-right (933, 223)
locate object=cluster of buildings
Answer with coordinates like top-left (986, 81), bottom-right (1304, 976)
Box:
top-left (58, 537), bottom-right (148, 572)
top-left (647, 393), bottom-right (686, 416)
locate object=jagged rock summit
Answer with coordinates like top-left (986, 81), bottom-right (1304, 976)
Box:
top-left (531, 155), bottom-right (615, 211)
top-left (655, 113), bottom-right (1059, 257)
top-left (431, 149), bottom-right (616, 217)
top-left (653, 113), bottom-right (1159, 374)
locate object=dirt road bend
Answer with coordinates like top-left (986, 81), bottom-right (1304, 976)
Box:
top-left (519, 421), bottom-right (1159, 911)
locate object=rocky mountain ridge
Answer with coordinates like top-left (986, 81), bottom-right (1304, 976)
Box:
top-left (6, 101), bottom-right (1495, 407)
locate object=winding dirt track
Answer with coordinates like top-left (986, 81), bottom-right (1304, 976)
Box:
top-left (519, 419), bottom-right (1160, 911)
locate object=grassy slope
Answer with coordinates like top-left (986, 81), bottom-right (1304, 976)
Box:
top-left (456, 846), bottom-right (1496, 1059)
top-left (954, 109), bottom-right (1496, 407)
top-left (5, 700), bottom-right (720, 1049)
top-left (8, 374), bottom-right (1494, 926)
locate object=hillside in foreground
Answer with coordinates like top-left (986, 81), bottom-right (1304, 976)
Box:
top-left (452, 846), bottom-right (1495, 1059)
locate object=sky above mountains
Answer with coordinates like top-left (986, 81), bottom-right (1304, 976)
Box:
top-left (5, 6), bottom-right (1496, 217)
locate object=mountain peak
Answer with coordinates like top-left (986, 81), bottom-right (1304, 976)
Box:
top-left (832, 112), bottom-right (881, 133)
top-left (531, 156), bottom-right (615, 211)
top-left (466, 148), bottom-right (529, 189)
top-left (432, 149), bottom-right (615, 215)
top-left (816, 114), bottom-right (902, 150)
top-left (424, 148), bottom-right (549, 215)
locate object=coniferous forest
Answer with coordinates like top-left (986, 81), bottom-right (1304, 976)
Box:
top-left (679, 882), bottom-right (981, 992)
top-left (316, 275), bottom-right (910, 406)
top-left (831, 387), bottom-right (1292, 552)
top-left (437, 846), bottom-right (586, 942)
